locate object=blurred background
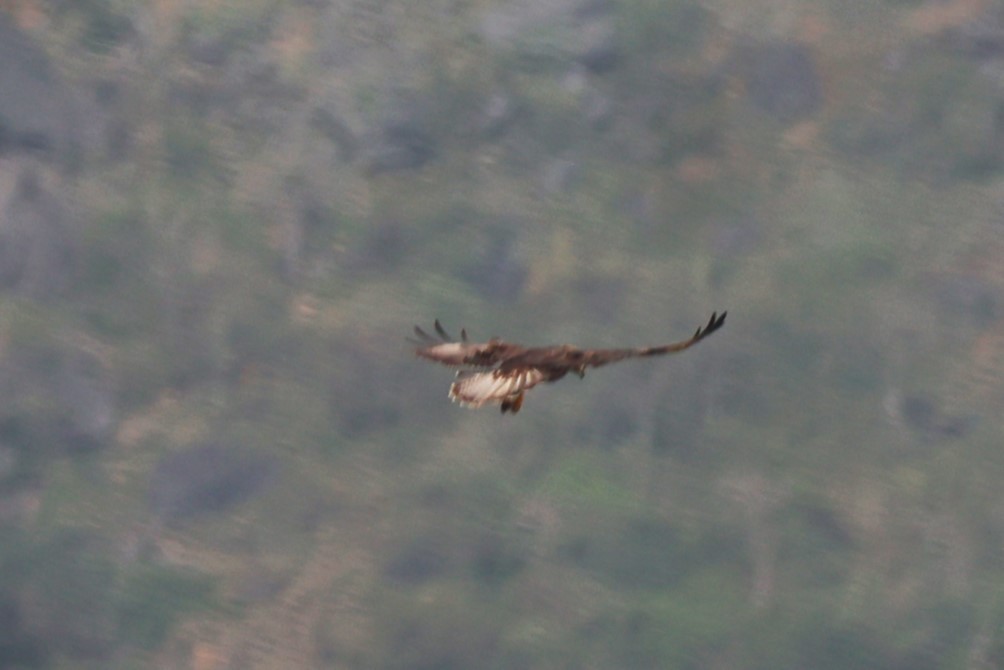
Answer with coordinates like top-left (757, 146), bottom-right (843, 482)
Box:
top-left (1, 0), bottom-right (1003, 668)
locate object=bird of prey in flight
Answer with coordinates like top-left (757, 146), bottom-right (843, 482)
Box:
top-left (410, 312), bottom-right (726, 414)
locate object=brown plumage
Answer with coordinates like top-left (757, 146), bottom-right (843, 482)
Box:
top-left (410, 312), bottom-right (726, 414)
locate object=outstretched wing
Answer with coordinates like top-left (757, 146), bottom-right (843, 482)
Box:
top-left (410, 320), bottom-right (522, 368)
top-left (449, 368), bottom-right (547, 408)
top-left (580, 311), bottom-right (727, 369)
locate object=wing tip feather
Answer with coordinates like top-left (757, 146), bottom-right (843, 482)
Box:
top-left (434, 319), bottom-right (451, 340)
top-left (695, 310), bottom-right (727, 340)
top-left (412, 320), bottom-right (472, 344)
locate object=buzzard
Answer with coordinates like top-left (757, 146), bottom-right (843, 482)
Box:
top-left (411, 312), bottom-right (726, 414)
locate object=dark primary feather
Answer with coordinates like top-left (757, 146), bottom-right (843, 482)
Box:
top-left (434, 319), bottom-right (451, 340)
top-left (636, 310), bottom-right (726, 356)
top-left (409, 319), bottom-right (464, 346)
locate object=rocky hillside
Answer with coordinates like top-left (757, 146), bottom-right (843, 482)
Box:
top-left (1, 0), bottom-right (1003, 668)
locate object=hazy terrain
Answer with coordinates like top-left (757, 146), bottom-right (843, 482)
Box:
top-left (1, 0), bottom-right (1003, 668)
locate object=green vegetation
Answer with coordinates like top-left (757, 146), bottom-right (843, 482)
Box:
top-left (116, 565), bottom-right (217, 649)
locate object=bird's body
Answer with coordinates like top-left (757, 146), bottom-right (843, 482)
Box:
top-left (411, 312), bottom-right (726, 414)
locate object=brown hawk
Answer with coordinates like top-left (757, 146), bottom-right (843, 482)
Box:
top-left (410, 312), bottom-right (726, 414)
